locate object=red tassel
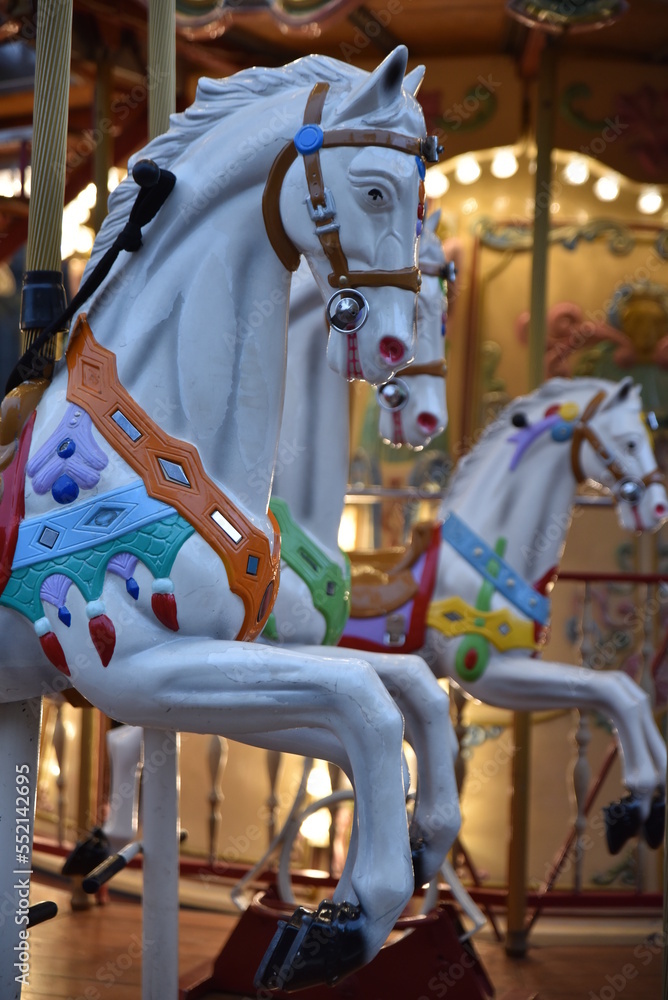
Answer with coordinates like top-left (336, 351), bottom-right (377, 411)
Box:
top-left (151, 592), bottom-right (179, 632)
top-left (39, 631), bottom-right (70, 676)
top-left (89, 614), bottom-right (116, 667)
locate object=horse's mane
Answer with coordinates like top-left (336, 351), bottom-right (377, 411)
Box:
top-left (88, 56), bottom-right (381, 269)
top-left (445, 376), bottom-right (620, 503)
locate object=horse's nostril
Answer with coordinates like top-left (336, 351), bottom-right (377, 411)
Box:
top-left (379, 337), bottom-right (405, 365)
top-left (417, 413), bottom-right (439, 434)
top-left (655, 503), bottom-right (666, 518)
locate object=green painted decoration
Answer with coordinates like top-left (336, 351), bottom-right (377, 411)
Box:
top-left (264, 496), bottom-right (351, 646)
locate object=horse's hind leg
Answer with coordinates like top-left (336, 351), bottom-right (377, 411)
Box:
top-left (0, 698), bottom-right (42, 1000)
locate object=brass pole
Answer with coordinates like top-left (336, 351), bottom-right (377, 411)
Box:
top-left (506, 38), bottom-right (558, 959)
top-left (20, 0), bottom-right (73, 364)
top-left (148, 0), bottom-right (176, 140)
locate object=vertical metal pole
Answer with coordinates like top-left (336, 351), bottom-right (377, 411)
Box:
top-left (20, 0), bottom-right (73, 366)
top-left (0, 700), bottom-right (42, 999)
top-left (142, 729), bottom-right (181, 1000)
top-left (143, 5), bottom-right (178, 997)
top-left (506, 38), bottom-right (558, 959)
top-left (148, 0), bottom-right (176, 140)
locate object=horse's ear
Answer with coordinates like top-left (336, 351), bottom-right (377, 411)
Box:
top-left (424, 209), bottom-right (441, 234)
top-left (601, 375), bottom-right (637, 410)
top-left (333, 46), bottom-right (409, 123)
top-left (404, 65), bottom-right (426, 98)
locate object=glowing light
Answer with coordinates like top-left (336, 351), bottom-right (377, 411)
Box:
top-left (0, 168), bottom-right (21, 198)
top-left (424, 169), bottom-right (449, 199)
top-left (337, 507), bottom-right (357, 551)
top-left (300, 809), bottom-right (331, 848)
top-left (563, 157), bottom-right (589, 185)
top-left (78, 182), bottom-right (97, 212)
top-left (461, 197), bottom-right (478, 215)
top-left (637, 187), bottom-right (663, 215)
top-left (490, 148), bottom-right (518, 179)
top-left (108, 167), bottom-right (126, 192)
top-left (550, 202), bottom-right (560, 214)
top-left (307, 760), bottom-right (332, 798)
top-left (593, 174), bottom-right (620, 202)
top-left (454, 156), bottom-right (481, 185)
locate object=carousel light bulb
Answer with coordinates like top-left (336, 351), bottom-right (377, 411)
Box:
top-left (563, 156), bottom-right (589, 185)
top-left (455, 155), bottom-right (481, 185)
top-left (490, 148), bottom-right (518, 179)
top-left (593, 174), bottom-right (620, 202)
top-left (637, 187), bottom-right (663, 215)
top-left (424, 169), bottom-right (449, 199)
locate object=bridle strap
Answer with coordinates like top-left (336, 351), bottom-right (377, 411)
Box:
top-left (262, 83), bottom-right (423, 293)
top-left (571, 389), bottom-right (665, 492)
top-left (394, 359), bottom-right (448, 379)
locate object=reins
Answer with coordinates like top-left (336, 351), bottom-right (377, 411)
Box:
top-left (5, 161), bottom-right (176, 394)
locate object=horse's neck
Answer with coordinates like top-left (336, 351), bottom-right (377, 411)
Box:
top-left (442, 436), bottom-right (577, 586)
top-left (272, 270), bottom-right (349, 555)
top-left (58, 149), bottom-right (294, 525)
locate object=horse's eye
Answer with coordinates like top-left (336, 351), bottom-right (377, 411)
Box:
top-left (368, 188), bottom-right (384, 201)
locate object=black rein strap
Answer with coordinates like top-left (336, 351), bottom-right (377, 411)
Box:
top-left (6, 160), bottom-right (176, 394)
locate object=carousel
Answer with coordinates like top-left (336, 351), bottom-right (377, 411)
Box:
top-left (0, 0), bottom-right (666, 998)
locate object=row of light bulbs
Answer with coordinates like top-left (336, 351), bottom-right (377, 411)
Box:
top-left (424, 149), bottom-right (665, 216)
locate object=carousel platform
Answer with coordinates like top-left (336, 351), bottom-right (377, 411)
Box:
top-left (23, 870), bottom-right (662, 1000)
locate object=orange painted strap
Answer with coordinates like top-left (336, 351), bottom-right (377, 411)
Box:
top-left (66, 316), bottom-right (280, 641)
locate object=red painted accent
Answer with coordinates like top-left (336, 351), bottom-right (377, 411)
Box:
top-left (464, 648), bottom-right (478, 670)
top-left (532, 565), bottom-right (558, 645)
top-left (379, 336), bottom-right (405, 365)
top-left (339, 524), bottom-right (442, 654)
top-left (39, 631), bottom-right (70, 676)
top-left (544, 404), bottom-right (560, 417)
top-left (417, 412), bottom-right (439, 434)
top-left (0, 413), bottom-right (36, 597)
top-left (417, 201), bottom-right (425, 220)
top-left (151, 591), bottom-right (179, 632)
top-left (89, 614), bottom-right (116, 666)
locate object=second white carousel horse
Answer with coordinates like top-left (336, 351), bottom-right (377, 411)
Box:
top-left (0, 47), bottom-right (441, 996)
top-left (341, 376), bottom-right (668, 855)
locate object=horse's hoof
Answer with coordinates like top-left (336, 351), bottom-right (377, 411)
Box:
top-left (254, 907), bottom-right (307, 990)
top-left (254, 899), bottom-right (365, 993)
top-left (61, 827), bottom-right (111, 877)
top-left (603, 795), bottom-right (643, 855)
top-left (411, 836), bottom-right (429, 888)
top-left (643, 794), bottom-right (665, 850)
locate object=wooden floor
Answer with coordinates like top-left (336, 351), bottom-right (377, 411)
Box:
top-left (22, 878), bottom-right (664, 1000)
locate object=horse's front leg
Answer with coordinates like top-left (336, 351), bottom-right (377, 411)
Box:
top-left (69, 639), bottom-right (414, 992)
top-left (291, 644), bottom-right (460, 886)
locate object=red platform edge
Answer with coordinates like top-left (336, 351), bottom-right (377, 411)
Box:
top-left (179, 888), bottom-right (496, 1000)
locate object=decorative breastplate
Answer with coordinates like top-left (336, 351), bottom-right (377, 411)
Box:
top-left (0, 316), bottom-right (282, 674)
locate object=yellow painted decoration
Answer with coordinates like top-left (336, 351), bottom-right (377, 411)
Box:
top-left (559, 402), bottom-right (579, 422)
top-left (426, 595), bottom-right (540, 652)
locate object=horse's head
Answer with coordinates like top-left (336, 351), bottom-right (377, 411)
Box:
top-left (376, 210), bottom-right (449, 448)
top-left (569, 378), bottom-right (668, 532)
top-left (275, 46), bottom-right (432, 385)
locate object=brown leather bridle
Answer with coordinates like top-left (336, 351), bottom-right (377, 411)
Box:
top-left (571, 390), bottom-right (665, 505)
top-left (262, 82), bottom-right (440, 293)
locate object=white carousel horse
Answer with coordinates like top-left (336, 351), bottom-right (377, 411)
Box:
top-left (0, 48), bottom-right (439, 995)
top-left (88, 214), bottom-right (463, 920)
top-left (340, 376), bottom-right (668, 854)
top-left (249, 213), bottom-right (463, 904)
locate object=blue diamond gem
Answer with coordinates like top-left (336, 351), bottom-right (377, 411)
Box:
top-left (126, 577), bottom-right (140, 600)
top-left (246, 555), bottom-right (259, 576)
top-left (58, 606), bottom-right (72, 627)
